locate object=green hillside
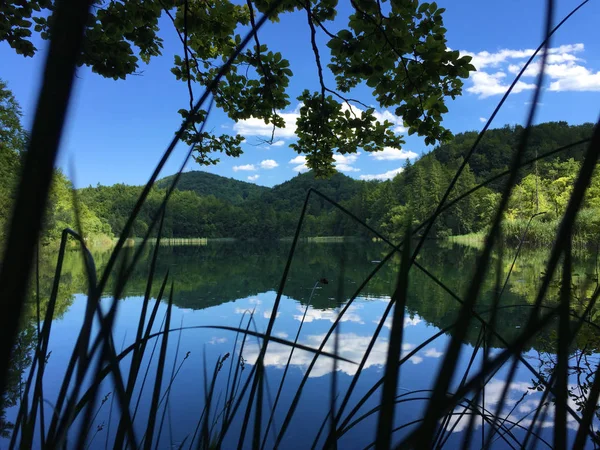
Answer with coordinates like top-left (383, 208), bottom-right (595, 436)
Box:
top-left (156, 170), bottom-right (268, 204)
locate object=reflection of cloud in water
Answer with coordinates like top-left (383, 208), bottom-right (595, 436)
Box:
top-left (248, 297), bottom-right (262, 305)
top-left (374, 314), bottom-right (422, 329)
top-left (445, 379), bottom-right (582, 435)
top-left (445, 379), bottom-right (532, 433)
top-left (243, 333), bottom-right (421, 377)
top-left (294, 305), bottom-right (364, 324)
top-left (263, 310), bottom-right (280, 319)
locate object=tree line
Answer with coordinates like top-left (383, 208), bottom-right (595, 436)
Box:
top-left (78, 121), bottom-right (598, 245)
top-left (1, 77), bottom-right (597, 245)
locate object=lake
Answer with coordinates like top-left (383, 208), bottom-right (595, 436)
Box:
top-left (3, 240), bottom-right (600, 449)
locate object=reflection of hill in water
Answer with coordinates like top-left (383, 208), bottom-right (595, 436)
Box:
top-left (55, 241), bottom-right (599, 351)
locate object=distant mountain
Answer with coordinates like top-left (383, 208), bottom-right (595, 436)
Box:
top-left (256, 171), bottom-right (364, 214)
top-left (156, 170), bottom-right (269, 204)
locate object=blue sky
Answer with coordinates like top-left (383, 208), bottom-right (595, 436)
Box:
top-left (1, 0), bottom-right (599, 188)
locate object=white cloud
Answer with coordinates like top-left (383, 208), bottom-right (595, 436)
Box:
top-left (506, 59), bottom-right (600, 92)
top-left (424, 348), bottom-right (443, 358)
top-left (479, 117), bottom-right (487, 123)
top-left (334, 153), bottom-right (360, 172)
top-left (370, 147), bottom-right (418, 161)
top-left (236, 103), bottom-right (407, 143)
top-left (466, 71), bottom-right (536, 98)
top-left (548, 64), bottom-right (600, 91)
top-left (461, 43), bottom-right (584, 70)
top-left (462, 49), bottom-right (535, 70)
top-left (336, 164), bottom-right (360, 172)
top-left (275, 331), bottom-right (288, 339)
top-left (248, 297), bottom-right (261, 304)
top-left (292, 163), bottom-right (309, 173)
top-left (233, 164), bottom-right (257, 172)
top-left (260, 159), bottom-right (279, 169)
top-left (360, 167), bottom-right (403, 181)
top-left (209, 337), bottom-right (227, 345)
top-left (372, 109), bottom-right (407, 133)
top-left (289, 155), bottom-right (308, 173)
top-left (464, 43), bottom-right (600, 96)
top-left (233, 106), bottom-right (301, 139)
top-left (247, 174), bottom-right (260, 181)
top-left (289, 153), bottom-right (362, 173)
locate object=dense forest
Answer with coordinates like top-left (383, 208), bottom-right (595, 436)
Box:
top-left (76, 121), bottom-right (598, 244)
top-left (1, 77), bottom-right (597, 245)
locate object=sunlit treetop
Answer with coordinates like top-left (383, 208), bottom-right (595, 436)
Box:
top-left (1, 0), bottom-right (475, 177)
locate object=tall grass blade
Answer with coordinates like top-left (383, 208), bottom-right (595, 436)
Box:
top-left (406, 1), bottom-right (554, 443)
top-left (144, 281), bottom-right (174, 450)
top-left (375, 224), bottom-right (411, 450)
top-left (260, 280), bottom-right (321, 450)
top-left (113, 208), bottom-right (167, 449)
top-left (554, 239), bottom-right (572, 450)
top-left (0, 0), bottom-right (91, 395)
top-left (409, 0), bottom-right (587, 258)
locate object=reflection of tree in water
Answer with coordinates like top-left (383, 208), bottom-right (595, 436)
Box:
top-left (1, 325), bottom-right (35, 438)
top-left (0, 248), bottom-right (88, 436)
top-left (93, 240), bottom-right (600, 352)
top-left (2, 241), bottom-right (599, 440)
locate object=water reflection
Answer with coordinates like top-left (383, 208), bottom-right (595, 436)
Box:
top-left (3, 240), bottom-right (600, 448)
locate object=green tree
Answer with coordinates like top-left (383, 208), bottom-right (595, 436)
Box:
top-left (1, 0), bottom-right (474, 175)
top-left (0, 79), bottom-right (26, 241)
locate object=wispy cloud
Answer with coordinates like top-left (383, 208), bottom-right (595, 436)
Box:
top-left (248, 174), bottom-right (260, 181)
top-left (479, 117), bottom-right (487, 123)
top-left (271, 140), bottom-right (285, 146)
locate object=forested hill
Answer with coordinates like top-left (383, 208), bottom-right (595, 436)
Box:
top-left (74, 121), bottom-right (598, 243)
top-left (433, 121), bottom-right (593, 182)
top-left (156, 171), bottom-right (268, 204)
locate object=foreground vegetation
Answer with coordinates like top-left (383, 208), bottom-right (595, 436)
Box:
top-left (2, 0), bottom-right (600, 448)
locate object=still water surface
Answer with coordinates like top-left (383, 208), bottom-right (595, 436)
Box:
top-left (4, 240), bottom-right (600, 448)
